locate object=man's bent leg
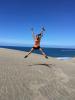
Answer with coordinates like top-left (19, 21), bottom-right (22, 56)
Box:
top-left (39, 48), bottom-right (48, 59)
top-left (24, 48), bottom-right (34, 58)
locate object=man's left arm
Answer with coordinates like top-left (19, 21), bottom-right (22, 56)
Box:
top-left (39, 27), bottom-right (45, 39)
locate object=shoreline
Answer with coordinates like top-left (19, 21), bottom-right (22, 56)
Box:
top-left (0, 47), bottom-right (74, 61)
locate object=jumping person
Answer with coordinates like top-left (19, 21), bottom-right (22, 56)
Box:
top-left (24, 27), bottom-right (48, 59)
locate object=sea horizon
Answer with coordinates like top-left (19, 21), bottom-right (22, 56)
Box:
top-left (0, 44), bottom-right (75, 49)
top-left (0, 45), bottom-right (75, 60)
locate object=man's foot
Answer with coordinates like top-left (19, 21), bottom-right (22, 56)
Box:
top-left (24, 55), bottom-right (28, 58)
top-left (45, 55), bottom-right (48, 59)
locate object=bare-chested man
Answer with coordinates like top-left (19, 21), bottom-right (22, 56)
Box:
top-left (24, 27), bottom-right (48, 59)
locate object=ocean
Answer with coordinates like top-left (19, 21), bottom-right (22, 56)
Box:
top-left (0, 46), bottom-right (75, 60)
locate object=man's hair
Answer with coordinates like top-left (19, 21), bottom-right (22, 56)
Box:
top-left (36, 34), bottom-right (42, 39)
top-left (36, 34), bottom-right (42, 38)
top-left (36, 34), bottom-right (41, 37)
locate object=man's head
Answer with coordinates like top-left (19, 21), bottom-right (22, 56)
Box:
top-left (36, 34), bottom-right (39, 39)
top-left (36, 34), bottom-right (41, 39)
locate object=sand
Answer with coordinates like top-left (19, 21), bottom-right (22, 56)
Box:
top-left (0, 48), bottom-right (75, 100)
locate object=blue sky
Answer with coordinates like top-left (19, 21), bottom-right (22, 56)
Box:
top-left (0, 0), bottom-right (75, 47)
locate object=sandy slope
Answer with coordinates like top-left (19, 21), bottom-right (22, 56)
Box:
top-left (0, 48), bottom-right (75, 100)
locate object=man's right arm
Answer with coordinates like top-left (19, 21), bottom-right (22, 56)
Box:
top-left (31, 28), bottom-right (35, 39)
top-left (32, 32), bottom-right (35, 39)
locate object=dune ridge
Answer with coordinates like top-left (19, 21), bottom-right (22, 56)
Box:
top-left (0, 48), bottom-right (75, 100)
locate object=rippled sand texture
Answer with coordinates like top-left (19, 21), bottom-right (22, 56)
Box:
top-left (0, 48), bottom-right (75, 100)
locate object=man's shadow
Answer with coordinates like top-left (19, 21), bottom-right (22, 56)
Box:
top-left (28, 63), bottom-right (55, 68)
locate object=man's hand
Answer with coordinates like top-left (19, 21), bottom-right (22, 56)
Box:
top-left (41, 27), bottom-right (45, 31)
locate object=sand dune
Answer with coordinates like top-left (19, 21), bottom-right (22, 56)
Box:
top-left (0, 48), bottom-right (75, 100)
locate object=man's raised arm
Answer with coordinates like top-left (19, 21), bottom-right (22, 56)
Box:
top-left (31, 28), bottom-right (35, 39)
top-left (40, 27), bottom-right (45, 38)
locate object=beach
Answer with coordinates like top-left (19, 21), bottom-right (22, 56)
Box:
top-left (0, 48), bottom-right (75, 100)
